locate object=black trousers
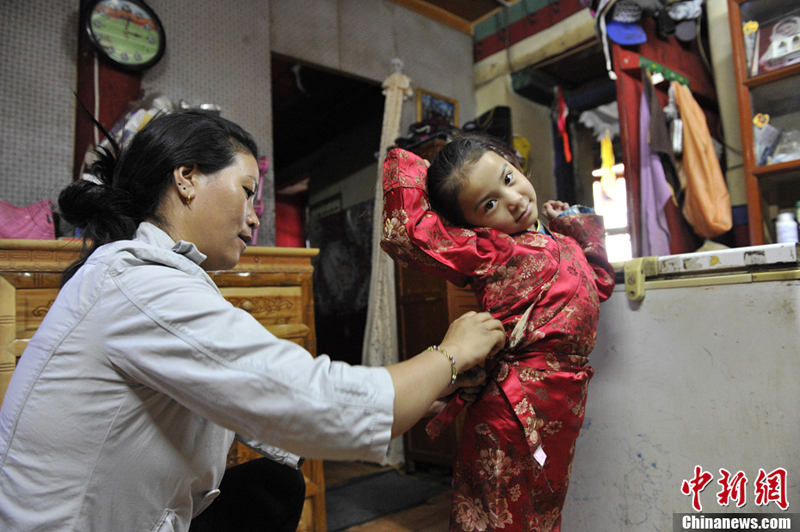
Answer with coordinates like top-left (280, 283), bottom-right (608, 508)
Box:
top-left (189, 458), bottom-right (306, 532)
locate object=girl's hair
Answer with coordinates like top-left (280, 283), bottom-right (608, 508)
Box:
top-left (427, 133), bottom-right (523, 227)
top-left (59, 111), bottom-right (258, 284)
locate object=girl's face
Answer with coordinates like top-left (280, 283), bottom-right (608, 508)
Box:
top-left (184, 152), bottom-right (260, 271)
top-left (457, 150), bottom-right (538, 235)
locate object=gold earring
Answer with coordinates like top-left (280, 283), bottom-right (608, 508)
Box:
top-left (186, 193), bottom-right (194, 205)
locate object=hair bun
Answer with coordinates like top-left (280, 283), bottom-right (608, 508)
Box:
top-left (58, 179), bottom-right (134, 229)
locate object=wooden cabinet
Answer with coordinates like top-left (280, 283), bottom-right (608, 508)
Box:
top-left (0, 239), bottom-right (326, 532)
top-left (394, 264), bottom-right (479, 471)
top-left (728, 0), bottom-right (800, 245)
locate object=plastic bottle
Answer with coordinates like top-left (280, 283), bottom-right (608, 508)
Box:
top-left (776, 212), bottom-right (799, 244)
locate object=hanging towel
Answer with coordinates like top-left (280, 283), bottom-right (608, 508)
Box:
top-left (643, 72), bottom-right (681, 205)
top-left (579, 101), bottom-right (620, 141)
top-left (672, 82), bottom-right (732, 239)
top-left (599, 130), bottom-right (617, 199)
top-left (639, 84), bottom-right (672, 256)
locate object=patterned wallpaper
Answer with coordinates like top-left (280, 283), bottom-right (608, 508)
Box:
top-left (0, 2), bottom-right (77, 208)
top-left (141, 0), bottom-right (275, 244)
top-left (1, 0), bottom-right (475, 246)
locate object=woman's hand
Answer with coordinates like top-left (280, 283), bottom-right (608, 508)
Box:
top-left (541, 200), bottom-right (570, 221)
top-left (439, 311), bottom-right (505, 374)
top-left (387, 311), bottom-right (504, 438)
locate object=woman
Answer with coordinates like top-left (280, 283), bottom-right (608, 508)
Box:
top-left (0, 112), bottom-right (505, 532)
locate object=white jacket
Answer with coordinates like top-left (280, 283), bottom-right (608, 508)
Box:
top-left (0, 223), bottom-right (394, 531)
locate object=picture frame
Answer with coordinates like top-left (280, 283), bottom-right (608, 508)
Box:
top-left (752, 11), bottom-right (800, 76)
top-left (416, 89), bottom-right (458, 125)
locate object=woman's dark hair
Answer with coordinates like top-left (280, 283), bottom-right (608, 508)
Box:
top-left (427, 133), bottom-right (523, 227)
top-left (59, 110), bottom-right (258, 284)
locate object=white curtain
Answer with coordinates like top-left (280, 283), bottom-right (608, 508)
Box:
top-left (361, 59), bottom-right (412, 466)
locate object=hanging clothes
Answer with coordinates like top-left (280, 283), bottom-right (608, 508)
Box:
top-left (555, 87), bottom-right (572, 163)
top-left (639, 75), bottom-right (673, 256)
top-left (578, 101), bottom-right (620, 142)
top-left (552, 87), bottom-right (577, 206)
top-left (672, 82), bottom-right (732, 239)
top-left (599, 130), bottom-right (617, 199)
top-left (643, 72), bottom-right (681, 204)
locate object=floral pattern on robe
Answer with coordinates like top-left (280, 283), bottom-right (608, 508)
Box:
top-left (381, 148), bottom-right (615, 531)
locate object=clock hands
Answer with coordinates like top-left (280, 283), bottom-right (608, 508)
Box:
top-left (122, 17), bottom-right (143, 38)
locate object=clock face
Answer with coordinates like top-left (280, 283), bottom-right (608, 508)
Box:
top-left (85, 0), bottom-right (165, 70)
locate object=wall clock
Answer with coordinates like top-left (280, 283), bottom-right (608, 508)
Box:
top-left (82, 0), bottom-right (166, 71)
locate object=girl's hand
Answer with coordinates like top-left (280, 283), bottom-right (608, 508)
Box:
top-left (455, 366), bottom-right (487, 404)
top-left (542, 200), bottom-right (570, 221)
top-left (427, 366), bottom-right (489, 415)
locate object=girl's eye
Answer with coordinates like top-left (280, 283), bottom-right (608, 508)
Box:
top-left (484, 199), bottom-right (497, 212)
top-left (504, 172), bottom-right (513, 185)
top-left (244, 188), bottom-right (255, 199)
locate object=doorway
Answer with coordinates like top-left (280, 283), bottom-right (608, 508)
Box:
top-left (271, 55), bottom-right (385, 366)
top-left (511, 41), bottom-right (633, 262)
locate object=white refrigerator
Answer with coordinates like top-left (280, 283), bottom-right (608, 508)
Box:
top-left (562, 243), bottom-right (800, 531)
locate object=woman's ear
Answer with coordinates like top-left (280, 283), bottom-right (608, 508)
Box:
top-left (173, 165), bottom-right (199, 203)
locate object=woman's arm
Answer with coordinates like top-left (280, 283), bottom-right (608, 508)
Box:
top-left (386, 311), bottom-right (505, 438)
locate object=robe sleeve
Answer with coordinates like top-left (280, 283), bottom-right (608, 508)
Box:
top-left (380, 148), bottom-right (519, 287)
top-left (548, 214), bottom-right (616, 302)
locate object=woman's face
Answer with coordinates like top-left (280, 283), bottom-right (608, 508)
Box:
top-left (186, 152), bottom-right (260, 271)
top-left (457, 150), bottom-right (538, 235)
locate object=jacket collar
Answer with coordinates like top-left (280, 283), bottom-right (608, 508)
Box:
top-left (135, 222), bottom-right (208, 266)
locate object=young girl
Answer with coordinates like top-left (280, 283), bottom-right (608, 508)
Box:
top-left (381, 134), bottom-right (615, 531)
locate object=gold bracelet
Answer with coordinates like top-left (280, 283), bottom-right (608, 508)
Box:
top-left (427, 345), bottom-right (457, 386)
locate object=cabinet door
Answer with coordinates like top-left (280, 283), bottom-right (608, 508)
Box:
top-left (395, 265), bottom-right (449, 360)
top-left (0, 272), bottom-right (64, 409)
top-left (395, 265), bottom-right (480, 470)
top-left (447, 284), bottom-right (480, 320)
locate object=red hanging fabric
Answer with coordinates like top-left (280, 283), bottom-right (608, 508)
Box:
top-left (556, 87), bottom-right (572, 163)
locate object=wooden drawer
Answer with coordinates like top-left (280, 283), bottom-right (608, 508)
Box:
top-left (14, 287), bottom-right (59, 341)
top-left (221, 285), bottom-right (304, 325)
top-left (220, 286), bottom-right (313, 349)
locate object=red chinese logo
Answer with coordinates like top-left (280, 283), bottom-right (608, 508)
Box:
top-left (681, 466), bottom-right (789, 511)
top-left (754, 468), bottom-right (789, 510)
top-left (717, 469), bottom-right (748, 508)
top-left (681, 465), bottom-right (714, 511)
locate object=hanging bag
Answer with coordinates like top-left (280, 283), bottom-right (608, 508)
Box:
top-left (0, 199), bottom-right (56, 240)
top-left (672, 82), bottom-right (732, 239)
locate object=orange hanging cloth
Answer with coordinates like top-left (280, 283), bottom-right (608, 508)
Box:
top-left (672, 81), bottom-right (732, 238)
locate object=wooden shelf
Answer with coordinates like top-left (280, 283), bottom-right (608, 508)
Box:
top-left (743, 63), bottom-right (800, 89)
top-left (728, 0), bottom-right (800, 245)
top-left (752, 158), bottom-right (800, 179)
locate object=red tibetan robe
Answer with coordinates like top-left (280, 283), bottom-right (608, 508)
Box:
top-left (380, 148), bottom-right (615, 531)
